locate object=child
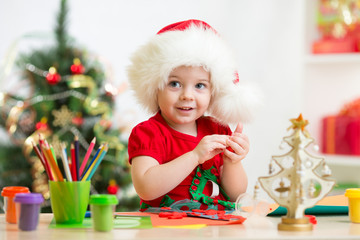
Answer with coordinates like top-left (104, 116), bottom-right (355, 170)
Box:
top-left (127, 19), bottom-right (261, 211)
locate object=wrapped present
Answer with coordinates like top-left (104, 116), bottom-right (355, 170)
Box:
top-left (313, 0), bottom-right (360, 54)
top-left (322, 116), bottom-right (360, 155)
top-left (322, 98), bottom-right (360, 155)
top-left (312, 37), bottom-right (357, 54)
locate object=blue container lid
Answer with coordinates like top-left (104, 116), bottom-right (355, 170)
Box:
top-left (14, 193), bottom-right (44, 204)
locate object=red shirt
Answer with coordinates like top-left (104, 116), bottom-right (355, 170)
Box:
top-left (128, 112), bottom-right (232, 208)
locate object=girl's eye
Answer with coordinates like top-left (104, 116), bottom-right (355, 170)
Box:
top-left (195, 83), bottom-right (206, 89)
top-left (169, 81), bottom-right (181, 88)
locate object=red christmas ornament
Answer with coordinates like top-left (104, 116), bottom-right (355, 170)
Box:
top-left (72, 113), bottom-right (84, 126)
top-left (107, 179), bottom-right (119, 195)
top-left (35, 117), bottom-right (49, 130)
top-left (70, 58), bottom-right (85, 74)
top-left (46, 67), bottom-right (61, 85)
top-left (99, 119), bottom-right (112, 130)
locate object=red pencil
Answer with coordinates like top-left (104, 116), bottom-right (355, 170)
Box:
top-left (68, 157), bottom-right (72, 176)
top-left (79, 137), bottom-right (96, 176)
top-left (32, 142), bottom-right (53, 181)
top-left (38, 135), bottom-right (54, 181)
top-left (74, 136), bottom-right (80, 180)
top-left (70, 143), bottom-right (77, 181)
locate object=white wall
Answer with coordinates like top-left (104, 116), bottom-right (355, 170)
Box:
top-left (0, 0), bottom-right (305, 197)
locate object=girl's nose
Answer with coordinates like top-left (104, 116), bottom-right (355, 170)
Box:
top-left (180, 88), bottom-right (194, 101)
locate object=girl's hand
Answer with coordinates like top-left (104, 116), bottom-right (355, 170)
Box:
top-left (223, 123), bottom-right (249, 163)
top-left (193, 134), bottom-right (228, 164)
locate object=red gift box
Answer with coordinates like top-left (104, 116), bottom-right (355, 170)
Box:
top-left (322, 115), bottom-right (360, 155)
top-left (312, 37), bottom-right (357, 54)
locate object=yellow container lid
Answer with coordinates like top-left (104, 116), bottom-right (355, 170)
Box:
top-left (345, 188), bottom-right (360, 198)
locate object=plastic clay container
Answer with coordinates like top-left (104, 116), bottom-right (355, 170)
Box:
top-left (14, 193), bottom-right (44, 231)
top-left (1, 186), bottom-right (30, 223)
top-left (345, 188), bottom-right (360, 223)
top-left (90, 194), bottom-right (118, 231)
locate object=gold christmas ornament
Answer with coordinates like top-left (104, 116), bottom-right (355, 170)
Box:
top-left (52, 105), bottom-right (75, 127)
top-left (258, 114), bottom-right (335, 231)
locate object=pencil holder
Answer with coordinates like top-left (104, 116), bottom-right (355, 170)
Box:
top-left (14, 193), bottom-right (44, 231)
top-left (1, 186), bottom-right (30, 224)
top-left (90, 194), bottom-right (118, 231)
top-left (49, 181), bottom-right (90, 224)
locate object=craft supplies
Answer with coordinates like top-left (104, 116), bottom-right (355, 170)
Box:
top-left (32, 134), bottom-right (105, 182)
top-left (60, 142), bottom-right (72, 181)
top-left (89, 194), bottom-right (118, 231)
top-left (345, 188), bottom-right (360, 223)
top-left (31, 135), bottom-right (106, 226)
top-left (83, 144), bottom-right (108, 181)
top-left (74, 135), bottom-right (80, 180)
top-left (49, 180), bottom-right (90, 224)
top-left (1, 186), bottom-right (30, 224)
top-left (79, 137), bottom-right (96, 176)
top-left (14, 193), bottom-right (44, 231)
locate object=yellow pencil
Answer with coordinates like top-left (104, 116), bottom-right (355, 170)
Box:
top-left (81, 144), bottom-right (106, 181)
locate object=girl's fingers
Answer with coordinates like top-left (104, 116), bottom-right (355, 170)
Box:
top-left (223, 148), bottom-right (243, 163)
top-left (229, 135), bottom-right (249, 152)
top-left (234, 122), bottom-right (243, 134)
top-left (226, 139), bottom-right (246, 155)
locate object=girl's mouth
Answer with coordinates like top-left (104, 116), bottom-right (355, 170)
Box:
top-left (178, 107), bottom-right (193, 111)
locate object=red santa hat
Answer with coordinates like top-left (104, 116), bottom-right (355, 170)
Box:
top-left (127, 19), bottom-right (261, 125)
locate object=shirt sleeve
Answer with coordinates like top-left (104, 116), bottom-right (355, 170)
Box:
top-left (128, 121), bottom-right (165, 164)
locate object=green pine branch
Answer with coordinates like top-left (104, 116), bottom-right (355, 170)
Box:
top-left (55, 0), bottom-right (69, 61)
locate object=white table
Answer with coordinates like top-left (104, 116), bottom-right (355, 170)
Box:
top-left (1, 213), bottom-right (360, 240)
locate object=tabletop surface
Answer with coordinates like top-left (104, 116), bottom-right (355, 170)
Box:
top-left (1, 213), bottom-right (360, 240)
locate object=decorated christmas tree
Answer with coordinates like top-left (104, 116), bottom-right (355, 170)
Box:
top-left (258, 114), bottom-right (335, 231)
top-left (0, 0), bottom-right (139, 211)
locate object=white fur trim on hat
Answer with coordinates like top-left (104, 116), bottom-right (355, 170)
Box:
top-left (127, 20), bottom-right (261, 125)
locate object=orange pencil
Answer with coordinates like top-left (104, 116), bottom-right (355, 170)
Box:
top-left (42, 148), bottom-right (57, 181)
top-left (44, 146), bottom-right (64, 181)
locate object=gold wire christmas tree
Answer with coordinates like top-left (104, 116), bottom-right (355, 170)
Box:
top-left (258, 114), bottom-right (335, 231)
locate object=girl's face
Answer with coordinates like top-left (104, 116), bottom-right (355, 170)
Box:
top-left (157, 65), bottom-right (211, 134)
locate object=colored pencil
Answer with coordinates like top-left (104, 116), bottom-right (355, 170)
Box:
top-left (32, 142), bottom-right (53, 181)
top-left (60, 142), bottom-right (72, 182)
top-left (40, 147), bottom-right (55, 181)
top-left (38, 135), bottom-right (54, 180)
top-left (68, 157), bottom-right (72, 175)
top-left (80, 144), bottom-right (102, 180)
top-left (43, 146), bottom-right (64, 182)
top-left (81, 144), bottom-right (106, 181)
top-left (50, 144), bottom-right (58, 166)
top-left (33, 135), bottom-right (104, 182)
top-left (44, 139), bottom-right (50, 148)
top-left (70, 143), bottom-right (77, 181)
top-left (74, 135), bottom-right (80, 180)
top-left (86, 144), bottom-right (108, 181)
top-left (79, 137), bottom-right (96, 176)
